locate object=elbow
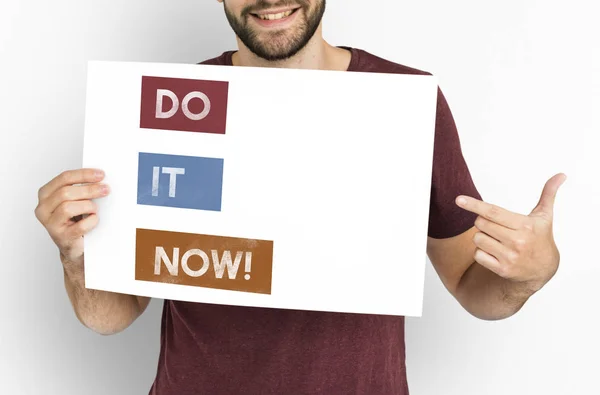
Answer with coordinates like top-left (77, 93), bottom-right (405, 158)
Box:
top-left (457, 292), bottom-right (527, 321)
top-left (87, 323), bottom-right (128, 336)
top-left (76, 311), bottom-right (137, 336)
top-left (463, 306), bottom-right (520, 321)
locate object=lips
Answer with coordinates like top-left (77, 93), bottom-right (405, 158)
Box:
top-left (248, 7), bottom-right (301, 28)
top-left (253, 9), bottom-right (295, 20)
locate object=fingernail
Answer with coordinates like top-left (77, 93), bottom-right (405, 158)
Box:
top-left (457, 197), bottom-right (467, 206)
top-left (95, 170), bottom-right (105, 178)
top-left (100, 184), bottom-right (110, 194)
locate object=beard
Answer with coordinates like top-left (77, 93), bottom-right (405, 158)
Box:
top-left (223, 0), bottom-right (326, 61)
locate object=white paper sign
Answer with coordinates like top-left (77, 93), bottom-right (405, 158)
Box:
top-left (82, 60), bottom-right (438, 317)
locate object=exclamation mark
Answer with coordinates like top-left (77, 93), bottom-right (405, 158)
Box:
top-left (244, 252), bottom-right (252, 280)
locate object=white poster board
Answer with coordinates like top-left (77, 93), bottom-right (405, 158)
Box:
top-left (82, 60), bottom-right (438, 317)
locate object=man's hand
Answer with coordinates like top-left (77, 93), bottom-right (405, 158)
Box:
top-left (35, 168), bottom-right (109, 267)
top-left (35, 168), bottom-right (151, 335)
top-left (455, 173), bottom-right (567, 295)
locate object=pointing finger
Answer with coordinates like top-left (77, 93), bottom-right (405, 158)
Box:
top-left (456, 196), bottom-right (526, 230)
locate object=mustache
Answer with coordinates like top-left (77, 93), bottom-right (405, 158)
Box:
top-left (242, 0), bottom-right (309, 16)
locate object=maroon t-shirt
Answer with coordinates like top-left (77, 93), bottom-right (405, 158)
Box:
top-left (148, 47), bottom-right (481, 395)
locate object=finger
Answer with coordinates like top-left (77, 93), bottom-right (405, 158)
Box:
top-left (38, 169), bottom-right (105, 202)
top-left (472, 231), bottom-right (514, 263)
top-left (456, 196), bottom-right (526, 230)
top-left (473, 248), bottom-right (504, 276)
top-left (37, 183), bottom-right (109, 223)
top-left (474, 216), bottom-right (514, 244)
top-left (65, 213), bottom-right (100, 239)
top-left (57, 214), bottom-right (100, 260)
top-left (47, 200), bottom-right (98, 229)
top-left (531, 173), bottom-right (567, 218)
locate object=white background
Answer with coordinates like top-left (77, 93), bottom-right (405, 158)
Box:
top-left (0, 0), bottom-right (598, 394)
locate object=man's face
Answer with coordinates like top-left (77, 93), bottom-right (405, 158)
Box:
top-left (221, 0), bottom-right (326, 61)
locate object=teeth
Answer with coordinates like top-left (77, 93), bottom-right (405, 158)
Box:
top-left (258, 10), bottom-right (293, 20)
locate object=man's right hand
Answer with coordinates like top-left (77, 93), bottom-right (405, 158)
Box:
top-left (34, 168), bottom-right (110, 268)
top-left (34, 168), bottom-right (150, 335)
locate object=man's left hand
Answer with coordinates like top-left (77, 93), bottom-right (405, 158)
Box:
top-left (455, 173), bottom-right (567, 294)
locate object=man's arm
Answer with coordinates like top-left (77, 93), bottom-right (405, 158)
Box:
top-left (427, 174), bottom-right (565, 320)
top-left (428, 227), bottom-right (531, 320)
top-left (35, 168), bottom-right (151, 335)
top-left (62, 255), bottom-right (151, 335)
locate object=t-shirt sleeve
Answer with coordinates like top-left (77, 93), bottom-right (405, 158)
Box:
top-left (428, 88), bottom-right (482, 239)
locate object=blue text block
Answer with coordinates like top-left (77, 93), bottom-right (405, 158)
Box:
top-left (137, 152), bottom-right (224, 211)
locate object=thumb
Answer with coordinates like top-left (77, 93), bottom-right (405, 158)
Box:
top-left (530, 173), bottom-right (567, 218)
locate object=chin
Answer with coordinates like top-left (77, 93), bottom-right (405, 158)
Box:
top-left (250, 34), bottom-right (306, 61)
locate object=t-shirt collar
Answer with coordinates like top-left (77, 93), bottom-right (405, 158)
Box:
top-left (223, 46), bottom-right (360, 71)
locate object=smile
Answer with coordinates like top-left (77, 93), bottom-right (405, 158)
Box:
top-left (255, 9), bottom-right (295, 20)
top-left (250, 7), bottom-right (300, 22)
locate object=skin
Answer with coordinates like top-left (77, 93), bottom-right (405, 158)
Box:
top-left (34, 169), bottom-right (150, 335)
top-left (35, 0), bottom-right (565, 335)
top-left (430, 174), bottom-right (566, 320)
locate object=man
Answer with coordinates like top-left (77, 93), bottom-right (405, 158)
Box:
top-left (35, 1), bottom-right (566, 394)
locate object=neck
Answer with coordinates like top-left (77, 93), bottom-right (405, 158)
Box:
top-left (231, 25), bottom-right (351, 71)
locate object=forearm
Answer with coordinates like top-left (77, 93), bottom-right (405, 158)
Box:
top-left (455, 262), bottom-right (535, 321)
top-left (62, 257), bottom-right (144, 335)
